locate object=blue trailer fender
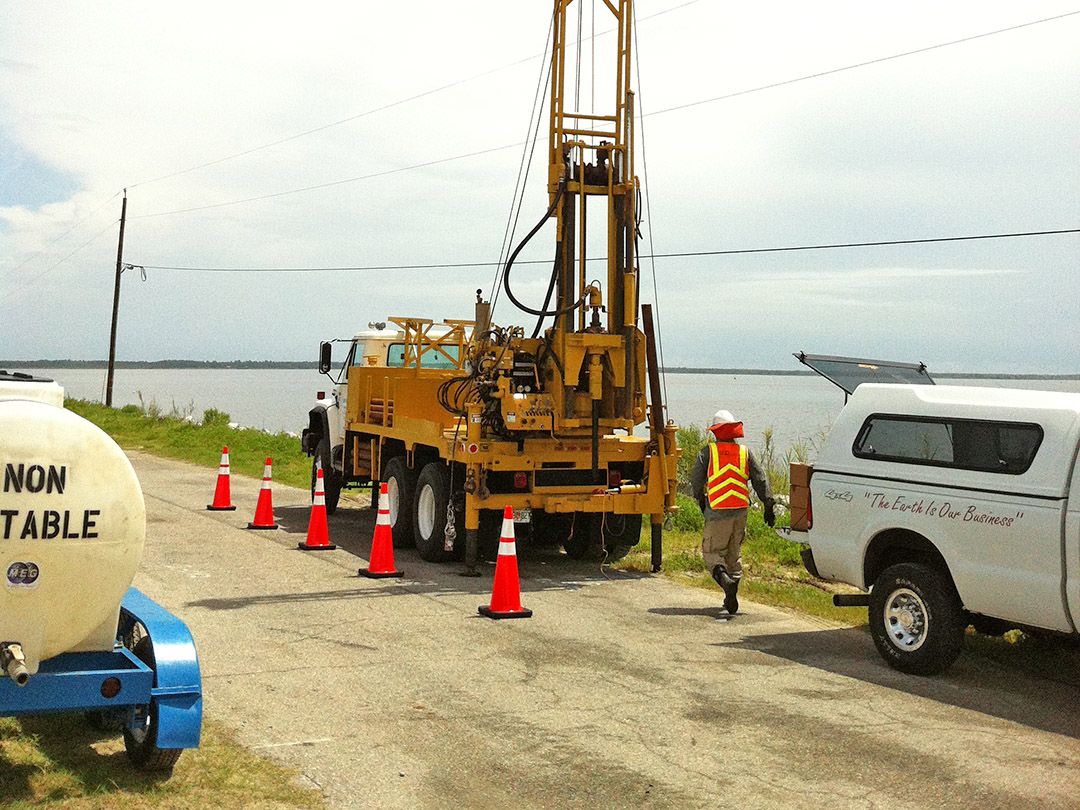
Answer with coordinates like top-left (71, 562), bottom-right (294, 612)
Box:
top-left (120, 588), bottom-right (203, 750)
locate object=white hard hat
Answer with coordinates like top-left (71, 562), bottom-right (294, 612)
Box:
top-left (709, 409), bottom-right (737, 427)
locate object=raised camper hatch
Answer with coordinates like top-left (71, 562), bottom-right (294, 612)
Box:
top-left (794, 352), bottom-right (935, 400)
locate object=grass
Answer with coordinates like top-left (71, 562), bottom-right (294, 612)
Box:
top-left (66, 399), bottom-right (313, 491)
top-left (0, 716), bottom-right (321, 809)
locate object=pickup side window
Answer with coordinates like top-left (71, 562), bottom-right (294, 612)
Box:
top-left (853, 415), bottom-right (1042, 475)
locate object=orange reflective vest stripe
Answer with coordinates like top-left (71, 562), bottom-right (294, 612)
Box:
top-left (706, 443), bottom-right (750, 510)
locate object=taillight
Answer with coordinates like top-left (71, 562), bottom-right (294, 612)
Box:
top-left (806, 489), bottom-right (813, 530)
top-left (316, 391), bottom-right (325, 400)
top-left (514, 471), bottom-right (528, 490)
top-left (608, 469), bottom-right (622, 488)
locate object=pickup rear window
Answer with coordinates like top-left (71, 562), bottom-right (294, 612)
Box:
top-left (852, 415), bottom-right (1043, 475)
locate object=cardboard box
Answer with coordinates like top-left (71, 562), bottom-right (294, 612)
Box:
top-left (790, 505), bottom-right (809, 531)
top-left (789, 480), bottom-right (810, 531)
top-left (790, 463), bottom-right (813, 489)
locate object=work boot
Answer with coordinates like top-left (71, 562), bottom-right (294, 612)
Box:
top-left (711, 564), bottom-right (733, 590)
top-left (723, 578), bottom-right (740, 615)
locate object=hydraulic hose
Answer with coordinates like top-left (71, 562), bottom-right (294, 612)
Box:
top-left (502, 182), bottom-right (584, 319)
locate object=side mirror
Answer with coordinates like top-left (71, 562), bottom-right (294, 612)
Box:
top-left (319, 342), bottom-right (332, 374)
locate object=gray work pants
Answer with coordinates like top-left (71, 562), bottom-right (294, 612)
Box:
top-left (701, 510), bottom-right (747, 581)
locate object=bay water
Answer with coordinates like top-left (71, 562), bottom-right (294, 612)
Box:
top-left (16, 366), bottom-right (1080, 459)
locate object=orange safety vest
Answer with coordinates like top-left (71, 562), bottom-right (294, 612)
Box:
top-left (706, 443), bottom-right (750, 510)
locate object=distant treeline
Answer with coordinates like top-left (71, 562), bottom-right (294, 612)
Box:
top-left (2, 360), bottom-right (1077, 379)
top-left (1, 360), bottom-right (314, 369)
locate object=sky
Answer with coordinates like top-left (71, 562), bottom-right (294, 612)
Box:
top-left (0, 0), bottom-right (1077, 373)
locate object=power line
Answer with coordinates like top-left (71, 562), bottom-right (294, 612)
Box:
top-left (128, 0), bottom-right (702, 190)
top-left (127, 9), bottom-right (1080, 221)
top-left (649, 10), bottom-right (1080, 118)
top-left (1, 190), bottom-right (121, 275)
top-left (0, 218), bottom-right (120, 304)
top-left (130, 228), bottom-right (1080, 272)
top-left (129, 142), bottom-right (523, 220)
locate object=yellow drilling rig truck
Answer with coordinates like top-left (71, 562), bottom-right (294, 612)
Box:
top-left (302, 0), bottom-right (679, 571)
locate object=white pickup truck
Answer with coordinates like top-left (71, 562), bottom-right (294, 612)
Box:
top-left (788, 357), bottom-right (1080, 675)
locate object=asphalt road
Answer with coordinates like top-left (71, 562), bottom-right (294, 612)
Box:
top-left (130, 451), bottom-right (1080, 810)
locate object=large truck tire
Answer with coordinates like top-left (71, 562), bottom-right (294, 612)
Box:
top-left (869, 562), bottom-right (965, 676)
top-left (382, 456), bottom-right (417, 548)
top-left (413, 462), bottom-right (459, 562)
top-left (311, 438), bottom-right (342, 514)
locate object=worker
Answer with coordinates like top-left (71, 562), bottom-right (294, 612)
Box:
top-left (690, 410), bottom-right (775, 614)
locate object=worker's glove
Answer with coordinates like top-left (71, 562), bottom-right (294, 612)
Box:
top-left (763, 502), bottom-right (776, 527)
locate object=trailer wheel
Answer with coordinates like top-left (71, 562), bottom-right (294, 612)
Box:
top-left (382, 456), bottom-right (416, 547)
top-left (312, 439), bottom-right (342, 514)
top-left (869, 562), bottom-right (965, 676)
top-left (413, 462), bottom-right (459, 562)
top-left (123, 637), bottom-right (183, 772)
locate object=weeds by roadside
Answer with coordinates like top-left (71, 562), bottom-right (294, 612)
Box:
top-left (67, 399), bottom-right (312, 491)
top-left (0, 717), bottom-right (321, 809)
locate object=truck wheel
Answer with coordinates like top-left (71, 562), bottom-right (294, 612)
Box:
top-left (382, 456), bottom-right (416, 547)
top-left (312, 439), bottom-right (342, 515)
top-left (413, 462), bottom-right (458, 562)
top-left (123, 637), bottom-right (183, 772)
top-left (869, 562), bottom-right (965, 676)
top-left (564, 513), bottom-right (641, 562)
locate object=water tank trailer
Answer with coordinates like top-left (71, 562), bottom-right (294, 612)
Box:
top-left (0, 370), bottom-right (202, 770)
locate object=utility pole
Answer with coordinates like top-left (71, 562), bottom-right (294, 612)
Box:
top-left (105, 189), bottom-right (127, 407)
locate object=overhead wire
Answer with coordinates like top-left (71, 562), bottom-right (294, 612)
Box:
top-left (127, 0), bottom-right (703, 192)
top-left (632, 0), bottom-right (669, 407)
top-left (647, 9), bottom-right (1080, 119)
top-left (489, 8), bottom-right (556, 316)
top-left (129, 228), bottom-right (1080, 273)
top-left (123, 9), bottom-right (1078, 222)
top-left (1, 189), bottom-right (121, 275)
top-left (0, 218), bottom-right (120, 304)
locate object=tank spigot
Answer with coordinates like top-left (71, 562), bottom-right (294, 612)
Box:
top-left (1, 643), bottom-right (30, 687)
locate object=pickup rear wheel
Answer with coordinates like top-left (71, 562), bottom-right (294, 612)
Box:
top-left (312, 439), bottom-right (341, 515)
top-left (869, 562), bottom-right (965, 676)
top-left (382, 456), bottom-right (416, 548)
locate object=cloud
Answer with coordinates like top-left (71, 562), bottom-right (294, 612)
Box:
top-left (0, 1), bottom-right (1077, 373)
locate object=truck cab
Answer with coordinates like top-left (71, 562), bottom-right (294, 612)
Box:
top-left (301, 323), bottom-right (467, 513)
top-left (790, 375), bottom-right (1080, 675)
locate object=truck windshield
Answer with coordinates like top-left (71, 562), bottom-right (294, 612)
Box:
top-left (387, 343), bottom-right (461, 370)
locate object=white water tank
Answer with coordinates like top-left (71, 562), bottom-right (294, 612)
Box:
top-left (0, 372), bottom-right (145, 675)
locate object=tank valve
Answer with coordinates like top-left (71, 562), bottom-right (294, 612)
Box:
top-left (1, 643), bottom-right (30, 687)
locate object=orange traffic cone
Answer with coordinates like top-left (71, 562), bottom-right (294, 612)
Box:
top-left (207, 447), bottom-right (236, 511)
top-left (359, 482), bottom-right (403, 578)
top-left (479, 506), bottom-right (532, 619)
top-left (298, 468), bottom-right (337, 550)
top-left (247, 457), bottom-right (278, 530)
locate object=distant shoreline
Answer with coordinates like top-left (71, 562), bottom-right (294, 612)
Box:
top-left (3, 359), bottom-right (1078, 380)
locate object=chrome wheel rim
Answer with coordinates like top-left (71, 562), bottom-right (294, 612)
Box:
top-left (884, 587), bottom-right (928, 652)
top-left (417, 484), bottom-right (436, 540)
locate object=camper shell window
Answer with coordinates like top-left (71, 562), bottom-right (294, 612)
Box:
top-left (852, 415), bottom-right (1043, 475)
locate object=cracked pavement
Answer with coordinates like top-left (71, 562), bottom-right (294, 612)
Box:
top-left (130, 451), bottom-right (1080, 809)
